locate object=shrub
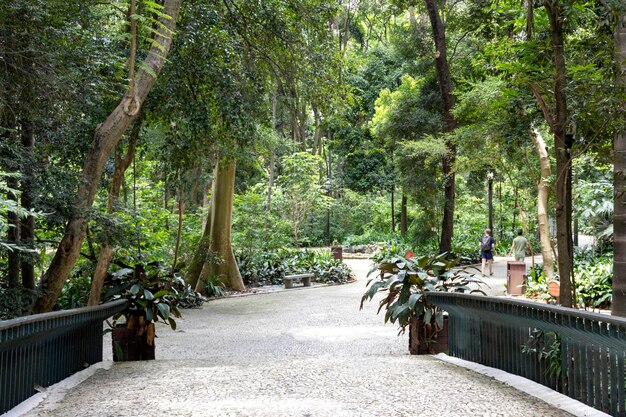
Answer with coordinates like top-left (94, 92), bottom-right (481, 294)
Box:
top-left (169, 275), bottom-right (207, 308)
top-left (361, 250), bottom-right (485, 333)
top-left (574, 250), bottom-right (612, 310)
top-left (237, 250), bottom-right (289, 286)
top-left (315, 262), bottom-right (354, 284)
top-left (525, 264), bottom-right (551, 302)
top-left (202, 274), bottom-right (226, 298)
top-left (236, 248), bottom-right (354, 286)
top-left (370, 235), bottom-right (480, 266)
top-left (370, 240), bottom-right (413, 263)
top-left (56, 260), bottom-right (94, 309)
top-left (525, 250), bottom-right (613, 310)
top-left (0, 286), bottom-right (38, 320)
top-left (103, 260), bottom-right (205, 312)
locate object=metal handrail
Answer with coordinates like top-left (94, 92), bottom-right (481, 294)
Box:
top-left (429, 292), bottom-right (626, 416)
top-left (0, 300), bottom-right (127, 414)
top-left (0, 299), bottom-right (127, 331)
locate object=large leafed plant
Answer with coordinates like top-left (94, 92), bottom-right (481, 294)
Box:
top-left (361, 252), bottom-right (485, 334)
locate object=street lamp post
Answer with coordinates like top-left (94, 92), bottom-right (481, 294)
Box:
top-left (487, 171), bottom-right (494, 232)
top-left (325, 179), bottom-right (331, 247)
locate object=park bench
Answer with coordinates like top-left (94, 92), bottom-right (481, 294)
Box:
top-left (283, 273), bottom-right (314, 289)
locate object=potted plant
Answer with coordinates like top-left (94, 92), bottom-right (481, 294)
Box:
top-left (361, 251), bottom-right (485, 354)
top-left (104, 263), bottom-right (182, 361)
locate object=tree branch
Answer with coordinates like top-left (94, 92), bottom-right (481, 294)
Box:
top-left (530, 84), bottom-right (556, 132)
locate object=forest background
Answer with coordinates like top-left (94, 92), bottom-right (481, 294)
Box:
top-left (1, 0), bottom-right (625, 317)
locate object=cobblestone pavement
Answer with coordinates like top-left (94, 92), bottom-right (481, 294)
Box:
top-left (23, 259), bottom-right (572, 417)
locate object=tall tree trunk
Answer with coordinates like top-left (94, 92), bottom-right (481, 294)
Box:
top-left (267, 91), bottom-right (277, 211)
top-left (87, 117), bottom-right (141, 306)
top-left (185, 212), bottom-right (211, 289)
top-left (424, 0), bottom-right (457, 254)
top-left (512, 187), bottom-right (518, 233)
top-left (545, 0), bottom-right (573, 307)
top-left (201, 180), bottom-right (212, 231)
top-left (390, 186), bottom-right (395, 233)
top-left (172, 187), bottom-right (184, 270)
top-left (267, 149), bottom-right (275, 211)
top-left (612, 12), bottom-right (626, 316)
top-left (188, 165), bottom-right (202, 207)
top-left (312, 107), bottom-right (322, 155)
top-left (400, 194), bottom-right (407, 236)
top-left (290, 110), bottom-right (299, 143)
top-left (299, 102), bottom-right (307, 150)
top-left (7, 175), bottom-right (20, 288)
top-left (196, 159), bottom-right (244, 292)
top-left (34, 0), bottom-right (182, 313)
top-left (488, 175), bottom-right (494, 231)
top-left (530, 127), bottom-right (555, 281)
top-left (20, 118), bottom-right (35, 289)
top-left (526, 0), bottom-right (534, 40)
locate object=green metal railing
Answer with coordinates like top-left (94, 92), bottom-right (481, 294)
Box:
top-left (429, 292), bottom-right (626, 416)
top-left (0, 300), bottom-right (126, 414)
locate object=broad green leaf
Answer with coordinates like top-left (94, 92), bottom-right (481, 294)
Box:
top-left (153, 289), bottom-right (169, 299)
top-left (423, 309), bottom-right (433, 324)
top-left (112, 268), bottom-right (134, 278)
top-left (156, 302), bottom-right (170, 320)
top-left (408, 293), bottom-right (422, 309)
top-left (435, 311), bottom-right (444, 330)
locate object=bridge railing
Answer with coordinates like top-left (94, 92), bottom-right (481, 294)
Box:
top-left (0, 300), bottom-right (127, 414)
top-left (429, 292), bottom-right (626, 417)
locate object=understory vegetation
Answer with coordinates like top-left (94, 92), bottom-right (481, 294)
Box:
top-left (526, 249), bottom-right (613, 310)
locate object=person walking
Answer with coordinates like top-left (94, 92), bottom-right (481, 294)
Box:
top-left (509, 228), bottom-right (531, 262)
top-left (480, 228), bottom-right (495, 276)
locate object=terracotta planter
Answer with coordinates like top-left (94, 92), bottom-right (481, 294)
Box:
top-left (409, 316), bottom-right (449, 355)
top-left (112, 323), bottom-right (155, 361)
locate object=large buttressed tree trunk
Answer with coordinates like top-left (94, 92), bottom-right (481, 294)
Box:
top-left (612, 11), bottom-right (626, 316)
top-left (33, 0), bottom-right (183, 313)
top-left (530, 128), bottom-right (555, 281)
top-left (195, 159), bottom-right (244, 292)
top-left (424, 0), bottom-right (457, 254)
top-left (545, 0), bottom-right (574, 307)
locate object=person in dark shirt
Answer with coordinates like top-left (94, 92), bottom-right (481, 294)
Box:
top-left (480, 228), bottom-right (495, 276)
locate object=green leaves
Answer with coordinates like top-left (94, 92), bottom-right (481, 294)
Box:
top-left (156, 302), bottom-right (170, 320)
top-left (362, 247), bottom-right (485, 332)
top-left (408, 293), bottom-right (422, 309)
top-left (105, 262), bottom-right (183, 331)
top-left (277, 152), bottom-right (331, 246)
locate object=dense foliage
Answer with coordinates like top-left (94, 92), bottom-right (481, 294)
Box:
top-left (238, 249), bottom-right (354, 287)
top-left (0, 0), bottom-right (622, 315)
top-left (526, 250), bottom-right (613, 309)
top-left (361, 249), bottom-right (485, 333)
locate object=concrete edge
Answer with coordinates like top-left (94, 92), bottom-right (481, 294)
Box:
top-left (433, 353), bottom-right (610, 417)
top-left (4, 361), bottom-right (113, 417)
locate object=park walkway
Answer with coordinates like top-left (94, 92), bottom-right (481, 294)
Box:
top-left (19, 258), bottom-right (575, 417)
